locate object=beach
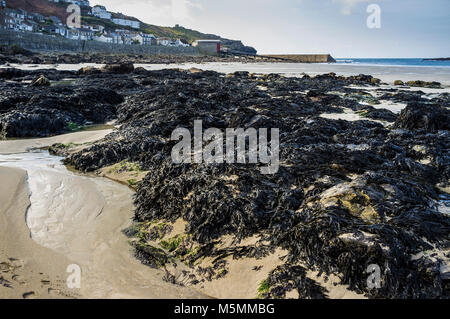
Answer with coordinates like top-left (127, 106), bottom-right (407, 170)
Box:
top-left (0, 130), bottom-right (206, 299)
top-left (0, 61), bottom-right (449, 299)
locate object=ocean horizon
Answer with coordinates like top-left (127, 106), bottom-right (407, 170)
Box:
top-left (335, 58), bottom-right (450, 67)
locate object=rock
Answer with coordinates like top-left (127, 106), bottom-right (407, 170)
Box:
top-left (3, 66), bottom-right (449, 299)
top-left (394, 102), bottom-right (450, 132)
top-left (188, 67), bottom-right (203, 74)
top-left (0, 68), bottom-right (23, 79)
top-left (77, 66), bottom-right (100, 75)
top-left (101, 63), bottom-right (135, 74)
top-left (406, 80), bottom-right (441, 88)
top-left (394, 80), bottom-right (404, 86)
top-left (371, 78), bottom-right (381, 84)
top-left (30, 75), bottom-right (50, 87)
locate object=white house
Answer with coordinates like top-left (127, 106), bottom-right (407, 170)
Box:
top-left (64, 0), bottom-right (90, 7)
top-left (112, 18), bottom-right (140, 29)
top-left (94, 34), bottom-right (113, 43)
top-left (91, 5), bottom-right (111, 20)
top-left (157, 37), bottom-right (170, 46)
top-left (134, 33), bottom-right (157, 45)
top-left (174, 39), bottom-right (189, 47)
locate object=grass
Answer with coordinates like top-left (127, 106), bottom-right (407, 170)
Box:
top-left (127, 179), bottom-right (137, 187)
top-left (257, 279), bottom-right (271, 299)
top-left (160, 235), bottom-right (184, 252)
top-left (68, 122), bottom-right (80, 131)
top-left (109, 160), bottom-right (142, 174)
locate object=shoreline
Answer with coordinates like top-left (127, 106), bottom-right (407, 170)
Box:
top-left (0, 133), bottom-right (207, 299)
top-left (1, 63), bottom-right (449, 299)
top-left (2, 61), bottom-right (450, 87)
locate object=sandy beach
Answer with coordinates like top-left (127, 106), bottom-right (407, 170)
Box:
top-left (0, 130), bottom-right (205, 299)
top-left (0, 62), bottom-right (448, 299)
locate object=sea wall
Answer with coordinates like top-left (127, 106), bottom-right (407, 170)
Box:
top-left (0, 30), bottom-right (201, 55)
top-left (263, 54), bottom-right (336, 63)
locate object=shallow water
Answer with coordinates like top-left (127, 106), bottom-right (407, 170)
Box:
top-left (0, 150), bottom-right (203, 298)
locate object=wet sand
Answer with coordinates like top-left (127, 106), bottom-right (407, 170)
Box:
top-left (0, 166), bottom-right (75, 299)
top-left (0, 129), bottom-right (113, 154)
top-left (0, 132), bottom-right (205, 299)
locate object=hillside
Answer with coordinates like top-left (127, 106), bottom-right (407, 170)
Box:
top-left (5, 0), bottom-right (70, 21)
top-left (5, 0), bottom-right (257, 54)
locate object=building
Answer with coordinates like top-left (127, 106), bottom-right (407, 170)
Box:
top-left (62, 0), bottom-right (90, 7)
top-left (112, 17), bottom-right (140, 29)
top-left (30, 12), bottom-right (45, 23)
top-left (49, 15), bottom-right (62, 25)
top-left (193, 40), bottom-right (221, 55)
top-left (94, 34), bottom-right (113, 43)
top-left (132, 33), bottom-right (156, 45)
top-left (91, 5), bottom-right (111, 20)
top-left (157, 37), bottom-right (170, 46)
top-left (174, 39), bottom-right (189, 47)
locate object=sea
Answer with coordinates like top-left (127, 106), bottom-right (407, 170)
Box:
top-left (336, 58), bottom-right (450, 68)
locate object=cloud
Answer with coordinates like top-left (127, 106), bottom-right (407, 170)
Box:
top-left (332, 0), bottom-right (375, 15)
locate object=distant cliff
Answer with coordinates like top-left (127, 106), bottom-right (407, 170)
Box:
top-left (4, 0), bottom-right (257, 54)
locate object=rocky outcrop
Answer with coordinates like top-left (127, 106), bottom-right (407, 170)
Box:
top-left (60, 69), bottom-right (449, 299)
top-left (394, 102), bottom-right (450, 132)
top-left (3, 66), bottom-right (449, 298)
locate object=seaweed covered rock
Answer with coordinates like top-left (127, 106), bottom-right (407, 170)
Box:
top-left (101, 63), bottom-right (135, 74)
top-left (30, 75), bottom-right (50, 87)
top-left (57, 69), bottom-right (450, 298)
top-left (0, 84), bottom-right (123, 138)
top-left (394, 102), bottom-right (450, 132)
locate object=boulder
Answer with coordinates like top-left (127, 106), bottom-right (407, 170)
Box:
top-left (394, 102), bottom-right (450, 131)
top-left (406, 80), bottom-right (441, 88)
top-left (101, 63), bottom-right (135, 74)
top-left (30, 75), bottom-right (50, 87)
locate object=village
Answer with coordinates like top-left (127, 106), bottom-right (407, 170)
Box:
top-left (0, 0), bottom-right (193, 47)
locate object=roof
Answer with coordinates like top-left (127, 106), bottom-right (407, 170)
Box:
top-left (195, 40), bottom-right (221, 43)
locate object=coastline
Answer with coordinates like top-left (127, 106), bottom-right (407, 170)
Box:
top-left (0, 62), bottom-right (449, 299)
top-left (0, 133), bottom-right (207, 299)
top-left (3, 61), bottom-right (450, 86)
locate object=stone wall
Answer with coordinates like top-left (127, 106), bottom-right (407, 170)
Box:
top-left (262, 54), bottom-right (336, 63)
top-left (0, 29), bottom-right (201, 55)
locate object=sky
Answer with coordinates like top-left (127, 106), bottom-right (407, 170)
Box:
top-left (90, 0), bottom-right (450, 58)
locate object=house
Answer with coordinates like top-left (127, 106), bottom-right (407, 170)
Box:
top-left (43, 24), bottom-right (66, 36)
top-left (91, 5), bottom-right (111, 20)
top-left (30, 12), bottom-right (45, 23)
top-left (3, 8), bottom-right (25, 21)
top-left (82, 24), bottom-right (104, 33)
top-left (108, 32), bottom-right (123, 44)
top-left (1, 8), bottom-right (25, 31)
top-left (112, 14), bottom-right (140, 29)
top-left (134, 33), bottom-right (157, 45)
top-left (78, 28), bottom-right (95, 40)
top-left (157, 37), bottom-right (171, 46)
top-left (193, 40), bottom-right (221, 55)
top-left (65, 0), bottom-right (90, 7)
top-left (49, 16), bottom-right (62, 25)
top-left (174, 39), bottom-right (190, 47)
top-left (20, 20), bottom-right (37, 32)
top-left (94, 34), bottom-right (113, 43)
